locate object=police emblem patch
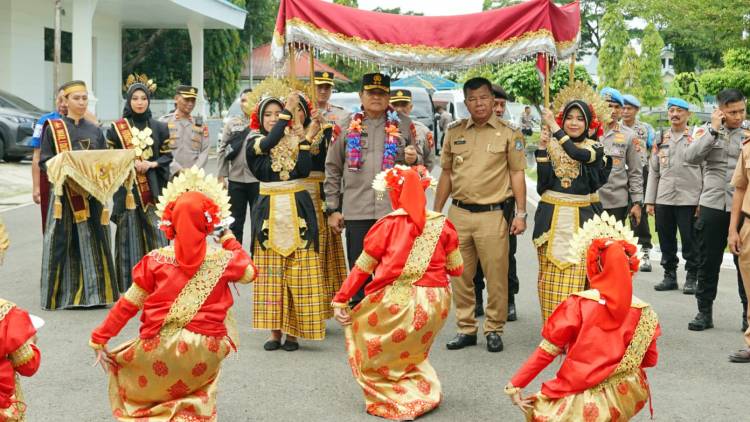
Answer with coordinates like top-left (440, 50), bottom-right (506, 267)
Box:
top-left (515, 139), bottom-right (524, 151)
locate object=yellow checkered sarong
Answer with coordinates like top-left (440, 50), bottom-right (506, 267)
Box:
top-left (251, 243), bottom-right (327, 340)
top-left (536, 243), bottom-right (587, 323)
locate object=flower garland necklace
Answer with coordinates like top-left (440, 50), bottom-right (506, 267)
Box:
top-left (346, 107), bottom-right (401, 171)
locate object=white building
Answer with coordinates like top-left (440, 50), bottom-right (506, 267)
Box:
top-left (0, 0), bottom-right (246, 121)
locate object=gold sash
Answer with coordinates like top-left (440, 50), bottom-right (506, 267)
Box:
top-left (260, 180), bottom-right (305, 257)
top-left (159, 247), bottom-right (233, 336)
top-left (384, 211), bottom-right (445, 306)
top-left (0, 298), bottom-right (15, 323)
top-left (538, 191), bottom-right (593, 270)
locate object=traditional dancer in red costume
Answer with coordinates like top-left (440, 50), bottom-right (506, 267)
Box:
top-left (505, 213), bottom-right (661, 421)
top-left (0, 218), bottom-right (42, 422)
top-left (332, 165), bottom-right (463, 421)
top-left (89, 167), bottom-right (257, 421)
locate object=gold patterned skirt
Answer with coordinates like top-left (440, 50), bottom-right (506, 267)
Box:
top-left (106, 329), bottom-right (232, 422)
top-left (0, 376), bottom-right (27, 422)
top-left (536, 243), bottom-right (587, 323)
top-left (344, 285), bottom-right (451, 420)
top-left (251, 244), bottom-right (327, 340)
top-left (301, 174), bottom-right (347, 319)
top-left (524, 368), bottom-right (650, 422)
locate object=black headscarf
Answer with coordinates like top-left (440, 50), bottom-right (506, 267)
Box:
top-left (297, 94), bottom-right (312, 128)
top-left (561, 100), bottom-right (593, 143)
top-left (257, 97), bottom-right (284, 135)
top-left (123, 84), bottom-right (152, 125)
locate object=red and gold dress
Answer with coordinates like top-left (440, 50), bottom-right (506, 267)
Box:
top-left (333, 209), bottom-right (463, 420)
top-left (0, 299), bottom-right (42, 422)
top-left (90, 235), bottom-right (255, 422)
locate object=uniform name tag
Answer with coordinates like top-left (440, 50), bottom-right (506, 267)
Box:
top-left (454, 139), bottom-right (466, 145)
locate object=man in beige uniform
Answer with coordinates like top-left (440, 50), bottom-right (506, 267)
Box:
top-left (217, 87), bottom-right (258, 245)
top-left (726, 113), bottom-right (750, 362)
top-left (434, 77), bottom-right (527, 353)
top-left (325, 73), bottom-right (417, 306)
top-left (160, 85), bottom-right (210, 176)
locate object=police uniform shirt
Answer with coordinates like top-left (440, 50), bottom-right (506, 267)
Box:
top-left (324, 113), bottom-right (415, 220)
top-left (698, 122), bottom-right (750, 211)
top-left (440, 115), bottom-right (527, 205)
top-left (599, 123), bottom-right (643, 208)
top-left (645, 128), bottom-right (703, 206)
top-left (623, 120), bottom-right (654, 167)
top-left (159, 112), bottom-right (210, 175)
top-left (411, 119), bottom-right (436, 171)
top-left (217, 115), bottom-right (257, 183)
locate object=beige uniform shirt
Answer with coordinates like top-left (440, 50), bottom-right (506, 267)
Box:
top-left (216, 115), bottom-right (257, 183)
top-left (686, 123), bottom-right (749, 211)
top-left (440, 115), bottom-right (526, 205)
top-left (412, 120), bottom-right (436, 171)
top-left (324, 112), bottom-right (415, 220)
top-left (646, 128), bottom-right (703, 206)
top-left (730, 129), bottom-right (750, 215)
top-left (160, 112), bottom-right (210, 176)
top-left (599, 123), bottom-right (643, 208)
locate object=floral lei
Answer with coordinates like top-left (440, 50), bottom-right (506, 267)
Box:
top-left (346, 106), bottom-right (401, 171)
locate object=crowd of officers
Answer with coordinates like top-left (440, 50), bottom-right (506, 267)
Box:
top-left (29, 71), bottom-right (750, 360)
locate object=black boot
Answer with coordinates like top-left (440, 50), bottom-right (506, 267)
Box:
top-left (475, 288), bottom-right (484, 318)
top-left (507, 302), bottom-right (517, 322)
top-left (683, 272), bottom-right (697, 295)
top-left (688, 302), bottom-right (713, 331)
top-left (655, 269), bottom-right (678, 291)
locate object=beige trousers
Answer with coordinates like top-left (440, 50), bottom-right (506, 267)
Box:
top-left (448, 205), bottom-right (509, 335)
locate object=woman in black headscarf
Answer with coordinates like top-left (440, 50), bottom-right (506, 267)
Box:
top-left (532, 99), bottom-right (608, 323)
top-left (106, 76), bottom-right (173, 292)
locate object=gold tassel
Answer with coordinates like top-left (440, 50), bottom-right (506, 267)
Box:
top-left (53, 196), bottom-right (62, 219)
top-left (126, 191), bottom-right (136, 210)
top-left (100, 208), bottom-right (110, 225)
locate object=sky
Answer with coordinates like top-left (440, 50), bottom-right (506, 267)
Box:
top-left (356, 0), bottom-right (484, 16)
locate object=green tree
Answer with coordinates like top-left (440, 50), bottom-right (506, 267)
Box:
top-left (699, 69), bottom-right (750, 111)
top-left (670, 72), bottom-right (703, 106)
top-left (550, 64), bottom-right (595, 96)
top-left (333, 0), bottom-right (358, 6)
top-left (372, 7), bottom-right (423, 16)
top-left (639, 22), bottom-right (665, 108)
top-left (597, 9), bottom-right (628, 88)
top-left (617, 46), bottom-right (641, 97)
top-left (723, 48), bottom-right (750, 70)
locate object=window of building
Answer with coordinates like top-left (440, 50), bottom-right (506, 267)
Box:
top-left (44, 27), bottom-right (72, 63)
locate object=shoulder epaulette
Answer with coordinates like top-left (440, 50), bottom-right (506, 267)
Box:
top-left (447, 119), bottom-right (465, 130)
top-left (499, 118), bottom-right (520, 132)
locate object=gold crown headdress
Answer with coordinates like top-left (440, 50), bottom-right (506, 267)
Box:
top-left (156, 167), bottom-right (232, 228)
top-left (244, 77), bottom-right (315, 116)
top-left (124, 73), bottom-right (157, 95)
top-left (371, 164), bottom-right (437, 199)
top-left (567, 212), bottom-right (640, 263)
top-left (551, 80), bottom-right (611, 126)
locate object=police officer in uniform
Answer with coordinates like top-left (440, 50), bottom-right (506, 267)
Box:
top-left (389, 89), bottom-right (436, 170)
top-left (686, 89), bottom-right (748, 331)
top-left (160, 85), bottom-right (210, 176)
top-left (434, 77), bottom-right (527, 353)
top-left (645, 97), bottom-right (702, 292)
top-left (324, 73), bottom-right (417, 306)
top-left (622, 94), bottom-right (656, 271)
top-left (216, 87), bottom-right (258, 244)
top-left (313, 71), bottom-right (348, 126)
top-left (598, 87), bottom-right (643, 225)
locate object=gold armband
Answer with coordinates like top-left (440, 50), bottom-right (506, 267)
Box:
top-left (278, 113), bottom-right (291, 121)
top-left (503, 382), bottom-right (522, 396)
top-left (299, 144), bottom-right (311, 151)
top-left (331, 302), bottom-right (350, 309)
top-left (219, 233), bottom-right (236, 243)
top-left (88, 340), bottom-right (106, 351)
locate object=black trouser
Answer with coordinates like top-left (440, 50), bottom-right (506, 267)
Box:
top-left (633, 165), bottom-right (653, 249)
top-left (695, 207), bottom-right (747, 311)
top-left (474, 232), bottom-right (518, 304)
top-left (345, 219), bottom-right (377, 306)
top-left (604, 206), bottom-right (629, 223)
top-left (655, 204), bottom-right (699, 273)
top-left (228, 181), bottom-right (259, 245)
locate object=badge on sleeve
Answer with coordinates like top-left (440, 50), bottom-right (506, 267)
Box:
top-left (203, 125), bottom-right (209, 137)
top-left (514, 139), bottom-right (524, 151)
top-left (693, 127), bottom-right (706, 139)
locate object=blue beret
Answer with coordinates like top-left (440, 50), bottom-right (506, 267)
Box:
top-left (600, 87), bottom-right (624, 106)
top-left (622, 94), bottom-right (640, 108)
top-left (667, 97), bottom-right (690, 110)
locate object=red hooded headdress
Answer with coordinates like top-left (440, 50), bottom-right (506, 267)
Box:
top-left (379, 165), bottom-right (432, 234)
top-left (585, 238), bottom-right (640, 330)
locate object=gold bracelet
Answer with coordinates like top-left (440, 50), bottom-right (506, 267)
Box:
top-left (299, 145), bottom-right (311, 151)
top-left (331, 302), bottom-right (350, 309)
top-left (278, 113), bottom-right (291, 121)
top-left (219, 233), bottom-right (236, 243)
top-left (503, 382), bottom-right (522, 396)
top-left (89, 340), bottom-right (106, 351)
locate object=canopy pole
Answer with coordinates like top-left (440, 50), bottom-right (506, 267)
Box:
top-left (569, 53), bottom-right (576, 85)
top-left (309, 47), bottom-right (318, 106)
top-left (544, 54), bottom-right (550, 109)
top-left (289, 43), bottom-right (297, 81)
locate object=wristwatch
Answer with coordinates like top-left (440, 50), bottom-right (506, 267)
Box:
top-left (708, 127), bottom-right (720, 138)
top-left (324, 207), bottom-right (341, 217)
top-left (515, 211), bottom-right (528, 220)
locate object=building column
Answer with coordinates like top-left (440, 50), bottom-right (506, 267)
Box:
top-left (188, 23), bottom-right (206, 116)
top-left (72, 0), bottom-right (98, 113)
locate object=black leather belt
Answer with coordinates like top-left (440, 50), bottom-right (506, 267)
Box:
top-left (452, 199), bottom-right (504, 213)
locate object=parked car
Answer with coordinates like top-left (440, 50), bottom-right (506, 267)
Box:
top-left (329, 92), bottom-right (362, 115)
top-left (0, 90), bottom-right (45, 162)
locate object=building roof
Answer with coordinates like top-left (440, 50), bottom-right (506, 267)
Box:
top-left (97, 0), bottom-right (246, 29)
top-left (242, 44), bottom-right (351, 82)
